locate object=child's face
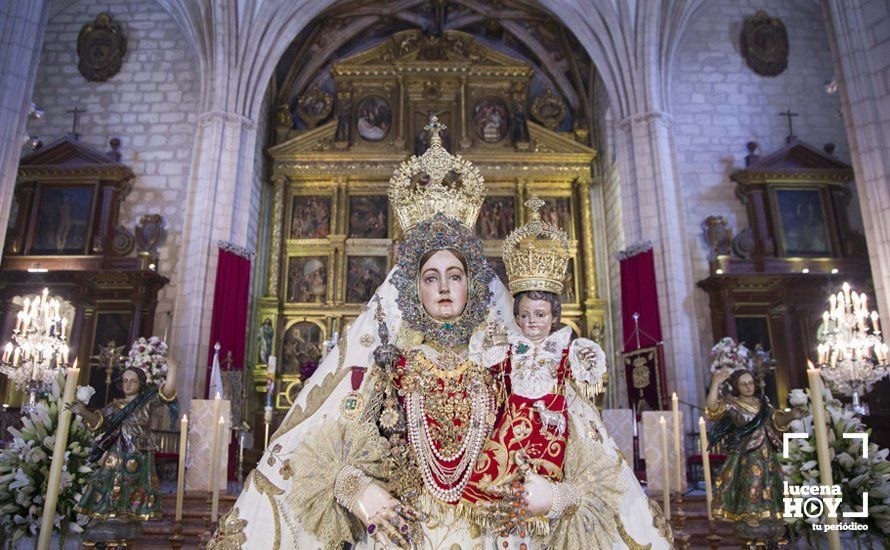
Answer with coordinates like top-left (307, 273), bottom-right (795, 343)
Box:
top-left (515, 296), bottom-right (554, 345)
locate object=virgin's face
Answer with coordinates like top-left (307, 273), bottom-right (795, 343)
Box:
top-left (419, 250), bottom-right (468, 322)
top-left (122, 370), bottom-right (142, 397)
top-left (736, 373), bottom-right (756, 397)
top-left (515, 296), bottom-right (554, 345)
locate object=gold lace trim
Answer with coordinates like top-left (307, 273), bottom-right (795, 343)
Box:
top-left (269, 367), bottom-right (350, 443)
top-left (207, 507), bottom-right (249, 550)
top-left (245, 469), bottom-right (283, 549)
top-left (615, 513), bottom-right (653, 550)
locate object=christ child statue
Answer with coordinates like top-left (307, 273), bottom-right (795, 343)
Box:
top-left (463, 196), bottom-right (607, 531)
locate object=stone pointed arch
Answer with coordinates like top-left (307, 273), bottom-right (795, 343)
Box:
top-left (161, 0), bottom-right (718, 409)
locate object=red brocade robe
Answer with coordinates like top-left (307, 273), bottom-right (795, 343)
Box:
top-left (462, 350), bottom-right (570, 504)
top-left (463, 326), bottom-right (595, 504)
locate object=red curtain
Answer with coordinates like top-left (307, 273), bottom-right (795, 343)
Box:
top-left (204, 247), bottom-right (251, 481)
top-left (204, 247), bottom-right (251, 395)
top-left (619, 247), bottom-right (669, 410)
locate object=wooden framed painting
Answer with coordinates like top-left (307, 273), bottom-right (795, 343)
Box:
top-left (771, 187), bottom-right (832, 256)
top-left (345, 256), bottom-right (387, 304)
top-left (473, 97), bottom-right (510, 143)
top-left (280, 320), bottom-right (323, 378)
top-left (289, 195), bottom-right (332, 239)
top-left (476, 196), bottom-right (516, 240)
top-left (286, 256), bottom-right (328, 303)
top-left (29, 185), bottom-right (95, 255)
top-left (538, 196), bottom-right (573, 238)
top-left (348, 195), bottom-right (389, 239)
top-left (356, 95), bottom-right (392, 142)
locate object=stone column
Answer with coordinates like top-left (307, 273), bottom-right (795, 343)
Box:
top-left (614, 111), bottom-right (705, 406)
top-left (0, 1), bottom-right (49, 259)
top-left (822, 0), bottom-right (890, 320)
top-left (169, 110), bottom-right (259, 408)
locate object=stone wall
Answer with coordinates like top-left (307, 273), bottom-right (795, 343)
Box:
top-left (671, 0), bottom-right (851, 365)
top-left (24, 0), bottom-right (199, 335)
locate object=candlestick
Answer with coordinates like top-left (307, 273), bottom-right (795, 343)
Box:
top-left (672, 393), bottom-right (682, 494)
top-left (37, 364), bottom-right (79, 550)
top-left (175, 414), bottom-right (188, 522)
top-left (264, 405), bottom-right (273, 449)
top-left (698, 417), bottom-right (713, 521)
top-left (659, 416), bottom-right (671, 519)
top-left (211, 415), bottom-right (225, 522)
top-left (807, 362), bottom-right (841, 550)
top-left (209, 394), bottom-right (222, 494)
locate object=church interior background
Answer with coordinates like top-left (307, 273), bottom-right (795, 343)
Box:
top-left (1, 0), bottom-right (890, 547)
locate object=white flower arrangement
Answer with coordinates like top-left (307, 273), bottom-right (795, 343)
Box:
top-left (708, 336), bottom-right (753, 373)
top-left (0, 374), bottom-right (93, 542)
top-left (788, 388), bottom-right (808, 408)
top-left (75, 386), bottom-right (94, 404)
top-left (125, 336), bottom-right (169, 387)
top-left (782, 386), bottom-right (890, 541)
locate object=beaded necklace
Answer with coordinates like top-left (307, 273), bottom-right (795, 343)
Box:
top-left (402, 348), bottom-right (497, 503)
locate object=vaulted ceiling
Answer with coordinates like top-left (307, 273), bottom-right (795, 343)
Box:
top-left (273, 0), bottom-right (600, 135)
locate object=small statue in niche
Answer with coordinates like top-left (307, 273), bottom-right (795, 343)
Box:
top-left (740, 11), bottom-right (789, 77)
top-left (706, 367), bottom-right (806, 543)
top-left (77, 13), bottom-right (127, 82)
top-left (258, 318), bottom-right (274, 364)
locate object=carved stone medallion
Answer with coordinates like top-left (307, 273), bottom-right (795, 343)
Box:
top-left (740, 11), bottom-right (788, 77)
top-left (135, 214), bottom-right (166, 256)
top-left (702, 215), bottom-right (732, 260)
top-left (296, 84), bottom-right (333, 129)
top-left (77, 13), bottom-right (127, 82)
top-left (530, 88), bottom-right (566, 130)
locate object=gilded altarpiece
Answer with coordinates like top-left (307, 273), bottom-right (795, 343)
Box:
top-left (254, 30), bottom-right (603, 411)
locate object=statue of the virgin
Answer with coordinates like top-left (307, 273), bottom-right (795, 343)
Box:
top-left (209, 118), bottom-right (672, 549)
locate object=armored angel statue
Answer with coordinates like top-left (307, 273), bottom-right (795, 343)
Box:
top-left (209, 118), bottom-right (672, 549)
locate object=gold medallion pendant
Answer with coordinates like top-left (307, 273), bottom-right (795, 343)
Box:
top-left (340, 391), bottom-right (365, 421)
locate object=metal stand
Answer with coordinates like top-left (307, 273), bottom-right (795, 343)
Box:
top-left (169, 520), bottom-right (184, 550)
top-left (706, 519), bottom-right (722, 550)
top-left (670, 493), bottom-right (691, 550)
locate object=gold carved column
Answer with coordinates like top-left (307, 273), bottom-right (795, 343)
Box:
top-left (576, 175), bottom-right (605, 341)
top-left (266, 174), bottom-right (285, 298)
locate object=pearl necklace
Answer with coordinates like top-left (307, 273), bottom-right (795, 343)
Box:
top-left (404, 361), bottom-right (495, 503)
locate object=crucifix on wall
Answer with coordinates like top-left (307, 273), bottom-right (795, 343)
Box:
top-left (778, 109), bottom-right (798, 144)
top-left (66, 106), bottom-right (87, 140)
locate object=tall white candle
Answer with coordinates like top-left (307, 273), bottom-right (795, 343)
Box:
top-left (807, 362), bottom-right (841, 550)
top-left (672, 392), bottom-right (682, 494)
top-left (659, 416), bottom-right (671, 519)
top-left (698, 416), bottom-right (713, 521)
top-left (175, 414), bottom-right (188, 522)
top-left (211, 415), bottom-right (225, 521)
top-left (37, 363), bottom-right (79, 550)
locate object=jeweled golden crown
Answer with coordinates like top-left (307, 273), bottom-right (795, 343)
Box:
top-left (388, 117), bottom-right (485, 231)
top-left (503, 195), bottom-right (571, 296)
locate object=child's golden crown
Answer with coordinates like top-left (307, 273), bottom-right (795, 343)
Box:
top-left (503, 195), bottom-right (571, 296)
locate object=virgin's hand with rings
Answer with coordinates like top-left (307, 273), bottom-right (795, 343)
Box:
top-left (354, 483), bottom-right (418, 549)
